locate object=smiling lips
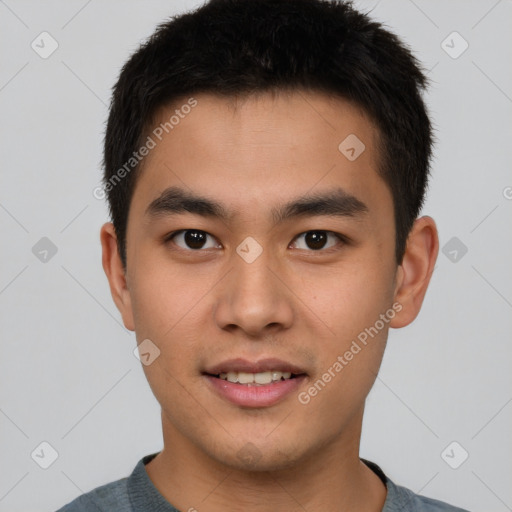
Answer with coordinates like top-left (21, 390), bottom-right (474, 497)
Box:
top-left (203, 358), bottom-right (308, 407)
top-left (218, 370), bottom-right (293, 385)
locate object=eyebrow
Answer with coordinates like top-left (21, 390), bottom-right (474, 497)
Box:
top-left (145, 186), bottom-right (368, 224)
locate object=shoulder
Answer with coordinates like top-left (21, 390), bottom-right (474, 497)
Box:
top-left (55, 476), bottom-right (131, 512)
top-left (385, 478), bottom-right (471, 512)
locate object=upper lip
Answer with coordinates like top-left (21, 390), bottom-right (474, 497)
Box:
top-left (204, 358), bottom-right (307, 375)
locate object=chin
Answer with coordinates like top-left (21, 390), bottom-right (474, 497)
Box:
top-left (212, 440), bottom-right (306, 473)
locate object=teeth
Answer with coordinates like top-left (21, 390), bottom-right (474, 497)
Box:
top-left (237, 372), bottom-right (254, 384)
top-left (254, 371), bottom-right (272, 384)
top-left (218, 370), bottom-right (294, 384)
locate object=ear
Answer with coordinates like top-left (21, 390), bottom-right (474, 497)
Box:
top-left (100, 222), bottom-right (135, 331)
top-left (390, 216), bottom-right (439, 328)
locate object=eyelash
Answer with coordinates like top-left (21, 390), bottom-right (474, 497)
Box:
top-left (164, 229), bottom-right (349, 253)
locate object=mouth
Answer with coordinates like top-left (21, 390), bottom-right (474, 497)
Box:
top-left (202, 358), bottom-right (308, 407)
top-left (206, 370), bottom-right (302, 385)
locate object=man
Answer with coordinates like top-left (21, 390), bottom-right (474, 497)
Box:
top-left (57, 0), bottom-right (469, 510)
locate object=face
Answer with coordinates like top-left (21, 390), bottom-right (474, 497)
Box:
top-left (108, 91), bottom-right (408, 471)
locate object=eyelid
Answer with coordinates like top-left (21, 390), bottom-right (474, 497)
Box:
top-left (165, 229), bottom-right (221, 250)
top-left (164, 229), bottom-right (348, 252)
top-left (290, 231), bottom-right (348, 252)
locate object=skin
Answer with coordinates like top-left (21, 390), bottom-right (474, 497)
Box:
top-left (101, 90), bottom-right (438, 511)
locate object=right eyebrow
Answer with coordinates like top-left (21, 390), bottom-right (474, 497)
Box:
top-left (145, 186), bottom-right (369, 224)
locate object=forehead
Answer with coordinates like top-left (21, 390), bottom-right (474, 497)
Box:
top-left (131, 90), bottom-right (390, 223)
top-left (148, 90), bottom-right (379, 162)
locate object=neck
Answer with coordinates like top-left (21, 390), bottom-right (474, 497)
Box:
top-left (145, 409), bottom-right (387, 512)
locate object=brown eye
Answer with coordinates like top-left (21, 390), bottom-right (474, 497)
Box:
top-left (168, 230), bottom-right (220, 250)
top-left (291, 231), bottom-right (344, 251)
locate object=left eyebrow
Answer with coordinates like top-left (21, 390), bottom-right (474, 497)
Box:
top-left (271, 188), bottom-right (368, 224)
top-left (145, 185), bottom-right (369, 224)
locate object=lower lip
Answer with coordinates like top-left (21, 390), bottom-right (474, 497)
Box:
top-left (204, 375), bottom-right (307, 408)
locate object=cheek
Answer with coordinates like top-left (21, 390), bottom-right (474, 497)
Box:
top-left (302, 257), bottom-right (394, 405)
top-left (128, 256), bottom-right (212, 340)
top-left (129, 262), bottom-right (213, 386)
top-left (305, 258), bottom-right (395, 341)
top-left (300, 322), bottom-right (388, 433)
top-left (140, 355), bottom-right (208, 440)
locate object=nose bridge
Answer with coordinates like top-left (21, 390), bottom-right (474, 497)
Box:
top-left (234, 249), bottom-right (276, 303)
top-left (213, 242), bottom-right (294, 335)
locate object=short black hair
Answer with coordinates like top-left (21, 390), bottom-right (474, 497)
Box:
top-left (103, 0), bottom-right (433, 267)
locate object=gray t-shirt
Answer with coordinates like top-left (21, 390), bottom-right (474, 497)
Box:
top-left (55, 453), bottom-right (470, 511)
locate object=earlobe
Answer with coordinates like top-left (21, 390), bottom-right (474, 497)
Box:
top-left (390, 216), bottom-right (439, 328)
top-left (100, 222), bottom-right (135, 331)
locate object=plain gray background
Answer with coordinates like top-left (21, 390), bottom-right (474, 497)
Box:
top-left (1, 1), bottom-right (511, 511)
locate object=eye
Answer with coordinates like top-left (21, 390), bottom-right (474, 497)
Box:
top-left (166, 229), bottom-right (221, 250)
top-left (165, 229), bottom-right (347, 253)
top-left (290, 230), bottom-right (346, 251)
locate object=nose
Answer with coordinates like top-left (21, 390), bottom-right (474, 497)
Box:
top-left (213, 248), bottom-right (294, 338)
